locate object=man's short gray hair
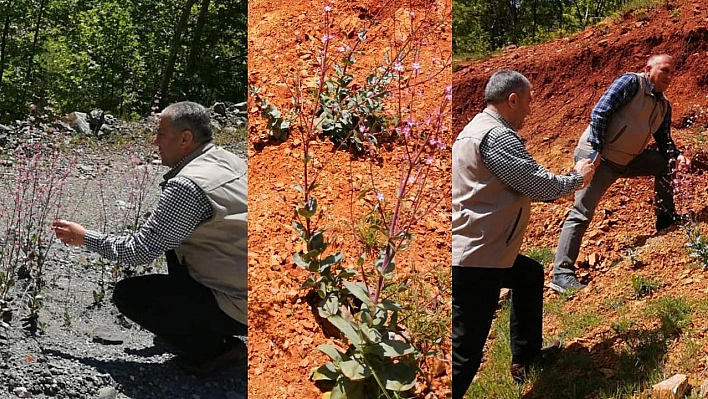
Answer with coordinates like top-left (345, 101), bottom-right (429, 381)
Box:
top-left (484, 70), bottom-right (531, 104)
top-left (162, 101), bottom-right (212, 144)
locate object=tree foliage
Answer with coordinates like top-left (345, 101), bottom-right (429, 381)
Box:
top-left (453, 0), bottom-right (646, 57)
top-left (0, 0), bottom-right (247, 123)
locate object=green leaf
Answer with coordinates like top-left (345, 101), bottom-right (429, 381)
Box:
top-left (356, 253), bottom-right (366, 266)
top-left (293, 252), bottom-right (308, 268)
top-left (336, 268), bottom-right (357, 279)
top-left (321, 252), bottom-right (344, 268)
top-left (379, 361), bottom-right (416, 391)
top-left (375, 248), bottom-right (395, 277)
top-left (340, 359), bottom-right (371, 381)
top-left (310, 231), bottom-right (325, 250)
top-left (327, 314), bottom-right (364, 348)
top-left (359, 323), bottom-right (381, 344)
top-left (320, 295), bottom-right (339, 317)
top-left (330, 378), bottom-right (346, 399)
top-left (379, 299), bottom-right (402, 311)
top-left (317, 344), bottom-right (344, 365)
top-left (343, 281), bottom-right (373, 308)
top-left (378, 337), bottom-right (416, 357)
top-left (298, 198), bottom-right (317, 218)
top-left (312, 361), bottom-right (339, 381)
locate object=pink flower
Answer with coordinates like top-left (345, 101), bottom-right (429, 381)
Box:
top-left (324, 5), bottom-right (332, 12)
top-left (444, 85), bottom-right (452, 101)
top-left (413, 62), bottom-right (421, 72)
top-left (393, 62), bottom-right (403, 72)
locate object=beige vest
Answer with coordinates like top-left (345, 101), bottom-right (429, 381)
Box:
top-left (578, 73), bottom-right (668, 166)
top-left (452, 111), bottom-right (531, 268)
top-left (171, 144), bottom-right (247, 325)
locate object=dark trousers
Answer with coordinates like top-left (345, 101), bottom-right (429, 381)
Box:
top-left (452, 255), bottom-right (544, 399)
top-left (112, 251), bottom-right (247, 362)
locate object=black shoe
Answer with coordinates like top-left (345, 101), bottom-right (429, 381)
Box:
top-left (549, 274), bottom-right (586, 294)
top-left (175, 338), bottom-right (248, 376)
top-left (510, 340), bottom-right (562, 383)
top-left (656, 213), bottom-right (687, 233)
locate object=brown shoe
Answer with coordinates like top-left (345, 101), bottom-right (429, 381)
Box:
top-left (175, 339), bottom-right (248, 376)
top-left (510, 340), bottom-right (562, 383)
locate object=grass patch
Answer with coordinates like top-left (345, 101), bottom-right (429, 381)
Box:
top-left (604, 296), bottom-right (627, 310)
top-left (390, 262), bottom-right (450, 379)
top-left (630, 274), bottom-right (662, 298)
top-left (525, 247), bottom-right (554, 267)
top-left (559, 310), bottom-right (602, 339)
top-left (644, 296), bottom-right (692, 337)
top-left (677, 339), bottom-right (702, 371)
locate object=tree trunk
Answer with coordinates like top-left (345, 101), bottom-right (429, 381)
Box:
top-left (26, 0), bottom-right (48, 94)
top-left (159, 0), bottom-right (198, 103)
top-left (186, 0), bottom-right (210, 79)
top-left (0, 12), bottom-right (11, 88)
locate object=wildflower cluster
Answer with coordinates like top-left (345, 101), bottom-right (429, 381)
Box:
top-left (254, 1), bottom-right (451, 397)
top-left (0, 108), bottom-right (77, 334)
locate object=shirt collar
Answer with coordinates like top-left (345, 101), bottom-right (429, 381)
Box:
top-left (160, 142), bottom-right (214, 188)
top-left (483, 108), bottom-right (516, 131)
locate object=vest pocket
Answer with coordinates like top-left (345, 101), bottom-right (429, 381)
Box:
top-left (608, 125), bottom-right (628, 144)
top-left (506, 208), bottom-right (523, 244)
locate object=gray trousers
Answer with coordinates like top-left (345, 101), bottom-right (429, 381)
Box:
top-left (553, 148), bottom-right (674, 276)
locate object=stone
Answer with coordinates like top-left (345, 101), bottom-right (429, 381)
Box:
top-left (213, 102), bottom-right (227, 116)
top-left (67, 112), bottom-right (91, 136)
top-left (13, 387), bottom-right (30, 398)
top-left (652, 374), bottom-right (688, 399)
top-left (97, 387), bottom-right (118, 399)
top-left (91, 326), bottom-right (124, 345)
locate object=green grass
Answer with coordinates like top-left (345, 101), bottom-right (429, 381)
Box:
top-left (390, 262), bottom-right (450, 367)
top-left (644, 296), bottom-right (692, 337)
top-left (466, 292), bottom-right (697, 398)
top-left (630, 274), bottom-right (662, 298)
top-left (525, 247), bottom-right (555, 267)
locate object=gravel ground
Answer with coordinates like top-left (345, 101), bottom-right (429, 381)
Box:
top-left (0, 136), bottom-right (248, 399)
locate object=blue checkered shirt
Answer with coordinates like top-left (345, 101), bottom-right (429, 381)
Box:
top-left (588, 73), bottom-right (679, 158)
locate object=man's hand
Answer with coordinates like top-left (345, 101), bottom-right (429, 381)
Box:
top-left (676, 155), bottom-right (691, 171)
top-left (574, 159), bottom-right (595, 189)
top-left (52, 219), bottom-right (87, 246)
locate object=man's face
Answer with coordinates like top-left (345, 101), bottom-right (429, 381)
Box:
top-left (513, 88), bottom-right (533, 130)
top-left (153, 115), bottom-right (184, 167)
top-left (646, 56), bottom-right (674, 93)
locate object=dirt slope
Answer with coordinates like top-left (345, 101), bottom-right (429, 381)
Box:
top-left (453, 0), bottom-right (708, 395)
top-left (248, 0), bottom-right (452, 398)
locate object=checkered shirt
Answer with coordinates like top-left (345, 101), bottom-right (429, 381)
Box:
top-left (480, 110), bottom-right (583, 201)
top-left (588, 73), bottom-right (678, 158)
top-left (84, 174), bottom-right (213, 266)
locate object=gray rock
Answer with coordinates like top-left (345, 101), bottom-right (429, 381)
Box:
top-left (88, 109), bottom-right (105, 131)
top-left (67, 112), bottom-right (91, 136)
top-left (91, 326), bottom-right (124, 345)
top-left (97, 387), bottom-right (117, 399)
top-left (213, 102), bottom-right (227, 116)
top-left (13, 387), bottom-right (30, 398)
